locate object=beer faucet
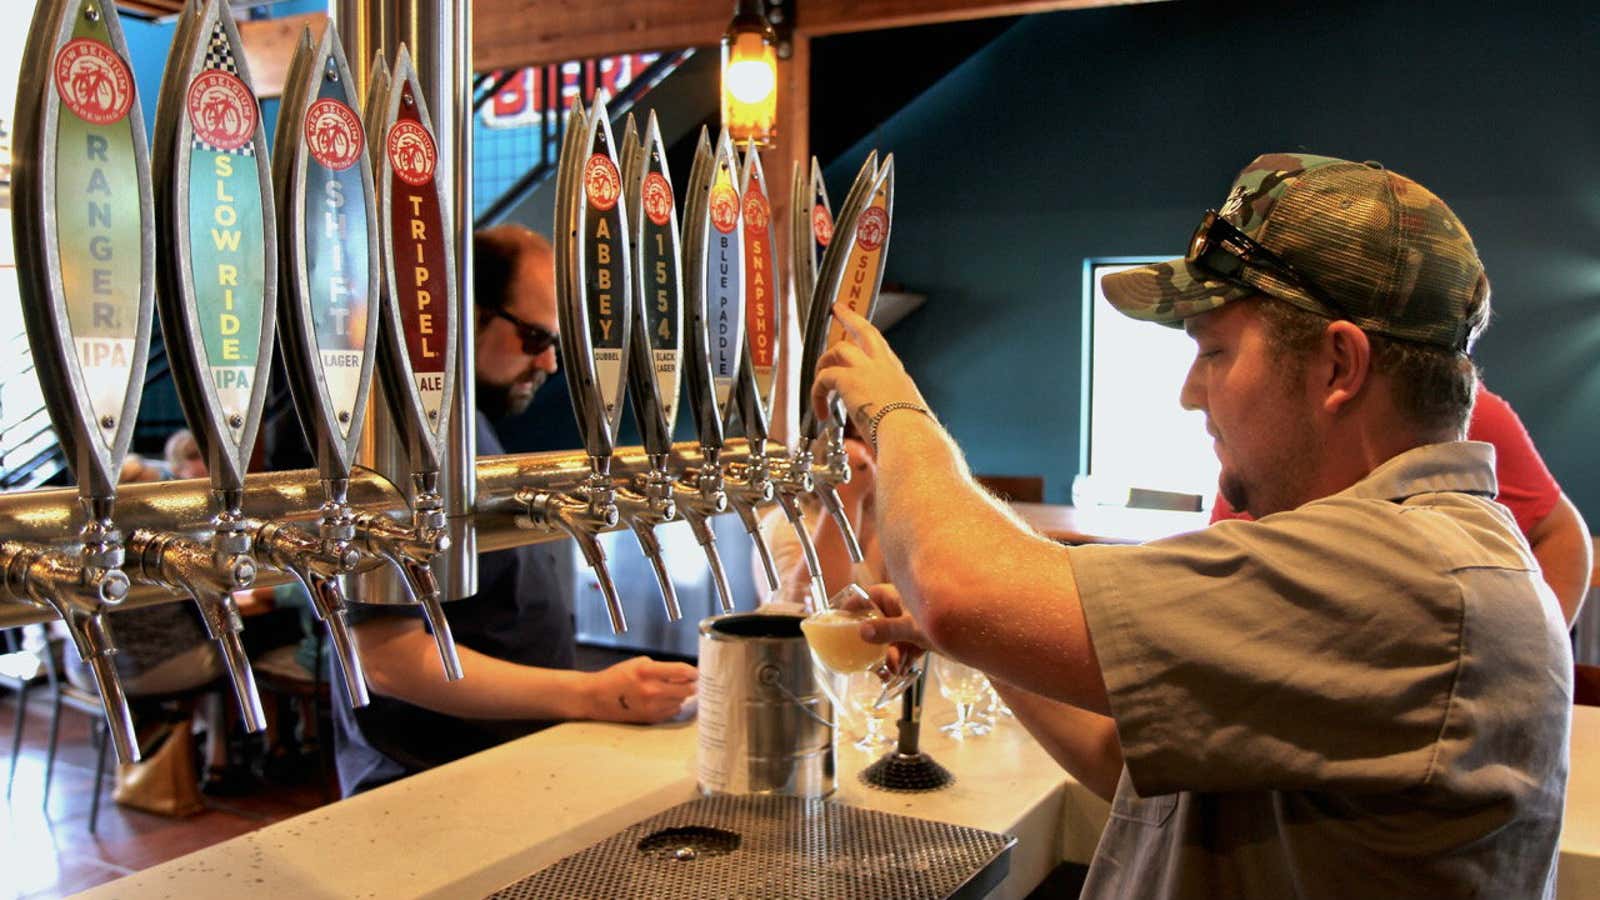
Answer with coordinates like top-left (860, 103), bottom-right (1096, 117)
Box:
top-left (8, 0), bottom-right (161, 763)
top-left (791, 152), bottom-right (898, 595)
top-left (719, 146), bottom-right (794, 601)
top-left (614, 111), bottom-right (685, 620)
top-left (350, 48), bottom-right (463, 679)
top-left (676, 126), bottom-right (760, 614)
top-left (132, 0), bottom-right (282, 732)
top-left (264, 25), bottom-right (385, 705)
top-left (524, 97), bottom-right (630, 633)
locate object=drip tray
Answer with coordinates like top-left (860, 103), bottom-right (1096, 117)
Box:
top-left (486, 794), bottom-right (1016, 900)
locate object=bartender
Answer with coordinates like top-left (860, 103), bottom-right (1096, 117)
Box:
top-left (331, 225), bottom-right (696, 795)
top-left (817, 154), bottom-right (1571, 898)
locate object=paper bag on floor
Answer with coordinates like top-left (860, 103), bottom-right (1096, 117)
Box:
top-left (113, 723), bottom-right (204, 817)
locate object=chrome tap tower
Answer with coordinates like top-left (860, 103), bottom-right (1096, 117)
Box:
top-left (2, 0), bottom-right (901, 757)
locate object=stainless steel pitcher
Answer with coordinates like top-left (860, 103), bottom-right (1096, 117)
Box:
top-left (696, 613), bottom-right (836, 798)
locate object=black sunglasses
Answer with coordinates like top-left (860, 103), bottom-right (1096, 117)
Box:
top-left (490, 307), bottom-right (559, 356)
top-left (1188, 210), bottom-right (1351, 321)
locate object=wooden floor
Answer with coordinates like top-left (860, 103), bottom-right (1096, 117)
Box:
top-left (0, 689), bottom-right (331, 899)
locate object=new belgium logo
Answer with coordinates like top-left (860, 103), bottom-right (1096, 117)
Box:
top-left (743, 189), bottom-right (770, 231)
top-left (856, 206), bottom-right (888, 252)
top-left (304, 98), bottom-right (363, 171)
top-left (53, 38), bottom-right (133, 126)
top-left (583, 153), bottom-right (621, 211)
top-left (186, 70), bottom-right (256, 151)
top-left (642, 172), bottom-right (673, 227)
top-left (387, 120), bottom-right (436, 186)
top-left (812, 204), bottom-right (833, 247)
top-left (710, 183), bottom-right (739, 234)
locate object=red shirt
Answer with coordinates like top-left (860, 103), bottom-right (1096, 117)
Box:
top-left (1209, 386), bottom-right (1561, 535)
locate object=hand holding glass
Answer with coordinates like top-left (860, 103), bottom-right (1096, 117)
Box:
top-left (800, 584), bottom-right (924, 713)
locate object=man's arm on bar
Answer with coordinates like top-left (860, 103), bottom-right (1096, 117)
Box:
top-left (354, 618), bottom-right (696, 724)
top-left (815, 306), bottom-right (1110, 716)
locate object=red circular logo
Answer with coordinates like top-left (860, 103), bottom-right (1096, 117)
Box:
top-left (856, 206), bottom-right (888, 252)
top-left (584, 153), bottom-right (621, 211)
top-left (304, 98), bottom-right (363, 171)
top-left (387, 120), bottom-right (437, 186)
top-left (812, 204), bottom-right (834, 247)
top-left (53, 38), bottom-right (133, 126)
top-left (185, 70), bottom-right (256, 151)
top-left (710, 184), bottom-right (739, 234)
top-left (642, 172), bottom-right (674, 227)
top-left (743, 190), bottom-right (770, 231)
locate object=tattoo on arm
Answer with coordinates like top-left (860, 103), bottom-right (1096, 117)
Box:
top-left (618, 694), bottom-right (630, 711)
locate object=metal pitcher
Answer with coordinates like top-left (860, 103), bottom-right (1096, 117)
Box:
top-left (696, 613), bottom-right (835, 798)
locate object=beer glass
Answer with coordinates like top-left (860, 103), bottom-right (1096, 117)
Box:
top-left (800, 584), bottom-right (923, 714)
top-left (932, 654), bottom-right (992, 740)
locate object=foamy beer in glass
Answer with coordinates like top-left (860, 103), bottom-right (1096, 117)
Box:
top-left (800, 607), bottom-right (886, 674)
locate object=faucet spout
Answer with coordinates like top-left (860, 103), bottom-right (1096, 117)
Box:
top-left (519, 483), bottom-right (626, 634)
top-left (255, 522), bottom-right (369, 707)
top-left (615, 474), bottom-right (680, 621)
top-left (773, 490), bottom-right (830, 613)
top-left (353, 513), bottom-right (463, 681)
top-left (126, 529), bottom-right (267, 732)
top-left (0, 542), bottom-right (140, 764)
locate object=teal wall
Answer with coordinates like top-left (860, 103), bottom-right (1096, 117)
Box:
top-left (826, 0), bottom-right (1600, 518)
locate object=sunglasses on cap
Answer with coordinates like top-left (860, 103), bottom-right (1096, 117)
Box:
top-left (490, 307), bottom-right (559, 356)
top-left (1188, 210), bottom-right (1352, 322)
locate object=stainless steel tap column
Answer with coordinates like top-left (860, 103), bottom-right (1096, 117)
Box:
top-left (335, 0), bottom-right (475, 604)
top-left (9, 0), bottom-right (156, 765)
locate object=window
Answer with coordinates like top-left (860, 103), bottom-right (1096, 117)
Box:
top-left (1078, 259), bottom-right (1218, 509)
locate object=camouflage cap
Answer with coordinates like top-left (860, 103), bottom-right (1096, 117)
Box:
top-left (1102, 153), bottom-right (1490, 351)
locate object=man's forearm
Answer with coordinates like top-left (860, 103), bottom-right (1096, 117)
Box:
top-left (357, 621), bottom-right (591, 720)
top-left (994, 680), bottom-right (1122, 803)
top-left (872, 412), bottom-right (1111, 715)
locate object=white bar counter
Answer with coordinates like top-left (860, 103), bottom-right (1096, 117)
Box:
top-left (80, 704), bottom-right (1599, 899)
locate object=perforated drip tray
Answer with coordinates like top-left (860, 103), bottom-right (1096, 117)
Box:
top-left (486, 794), bottom-right (1016, 900)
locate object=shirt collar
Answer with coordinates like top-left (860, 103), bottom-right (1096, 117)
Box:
top-left (1335, 440), bottom-right (1498, 504)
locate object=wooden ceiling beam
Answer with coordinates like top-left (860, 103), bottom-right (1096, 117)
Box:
top-left (473, 0), bottom-right (1166, 71)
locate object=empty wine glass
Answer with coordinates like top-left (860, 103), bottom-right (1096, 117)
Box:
top-left (932, 654), bottom-right (992, 740)
top-left (983, 678), bottom-right (1014, 723)
top-left (845, 670), bottom-right (897, 750)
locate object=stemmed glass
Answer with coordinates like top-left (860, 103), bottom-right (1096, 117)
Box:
top-left (983, 679), bottom-right (1014, 723)
top-left (932, 654), bottom-right (992, 740)
top-left (800, 584), bottom-right (924, 719)
top-left (844, 670), bottom-right (897, 750)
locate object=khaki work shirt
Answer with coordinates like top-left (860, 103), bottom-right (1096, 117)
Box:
top-left (1069, 441), bottom-right (1572, 899)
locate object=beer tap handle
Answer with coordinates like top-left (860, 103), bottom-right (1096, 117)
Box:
top-left (628, 518), bottom-right (681, 622)
top-left (683, 511), bottom-right (735, 614)
top-left (732, 499), bottom-right (780, 592)
top-left (772, 491), bottom-right (830, 613)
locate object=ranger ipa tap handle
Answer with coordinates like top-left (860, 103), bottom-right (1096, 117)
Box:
top-left (12, 0), bottom-right (157, 764)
